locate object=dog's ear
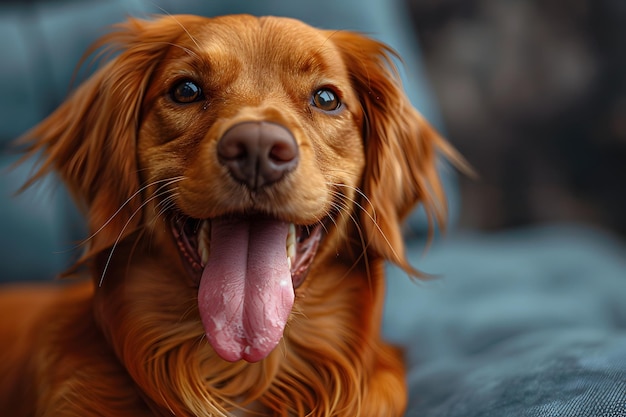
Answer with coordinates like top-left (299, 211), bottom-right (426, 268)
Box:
top-left (331, 31), bottom-right (467, 277)
top-left (18, 17), bottom-right (181, 260)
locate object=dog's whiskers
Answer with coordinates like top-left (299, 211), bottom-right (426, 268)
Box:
top-left (80, 176), bottom-right (184, 249)
top-left (331, 183), bottom-right (402, 264)
top-left (140, 189), bottom-right (181, 255)
top-left (326, 186), bottom-right (373, 285)
top-left (152, 6), bottom-right (202, 51)
top-left (98, 177), bottom-right (185, 287)
top-left (153, 190), bottom-right (180, 221)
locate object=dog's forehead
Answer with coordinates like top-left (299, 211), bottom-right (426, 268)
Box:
top-left (193, 15), bottom-right (330, 47)
top-left (181, 15), bottom-right (348, 77)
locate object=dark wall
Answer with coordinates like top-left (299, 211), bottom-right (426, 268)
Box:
top-left (407, 0), bottom-right (626, 235)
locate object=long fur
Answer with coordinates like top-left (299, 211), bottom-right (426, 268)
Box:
top-left (0, 14), bottom-right (462, 416)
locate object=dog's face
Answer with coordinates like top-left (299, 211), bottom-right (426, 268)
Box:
top-left (23, 14), bottom-right (457, 369)
top-left (138, 15), bottom-right (366, 361)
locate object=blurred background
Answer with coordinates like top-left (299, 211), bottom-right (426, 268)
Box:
top-left (407, 0), bottom-right (626, 236)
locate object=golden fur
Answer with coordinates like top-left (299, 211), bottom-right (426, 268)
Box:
top-left (0, 14), bottom-right (462, 416)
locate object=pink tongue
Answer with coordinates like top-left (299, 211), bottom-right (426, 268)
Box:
top-left (197, 217), bottom-right (294, 362)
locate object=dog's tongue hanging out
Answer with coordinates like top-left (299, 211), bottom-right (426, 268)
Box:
top-left (197, 217), bottom-right (294, 362)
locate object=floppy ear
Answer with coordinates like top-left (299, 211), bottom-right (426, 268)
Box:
top-left (18, 17), bottom-right (180, 261)
top-left (331, 31), bottom-right (466, 276)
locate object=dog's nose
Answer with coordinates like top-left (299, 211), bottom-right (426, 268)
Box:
top-left (217, 122), bottom-right (299, 189)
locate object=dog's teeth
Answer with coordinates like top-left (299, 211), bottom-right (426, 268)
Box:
top-left (200, 247), bottom-right (209, 267)
top-left (287, 223), bottom-right (296, 247)
top-left (286, 223), bottom-right (296, 269)
top-left (198, 220), bottom-right (211, 266)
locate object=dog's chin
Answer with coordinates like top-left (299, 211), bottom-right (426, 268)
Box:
top-left (169, 211), bottom-right (327, 362)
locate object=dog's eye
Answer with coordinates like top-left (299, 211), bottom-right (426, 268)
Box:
top-left (171, 80), bottom-right (203, 103)
top-left (312, 88), bottom-right (341, 112)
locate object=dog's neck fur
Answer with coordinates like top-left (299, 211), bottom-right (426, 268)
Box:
top-left (79, 231), bottom-right (405, 416)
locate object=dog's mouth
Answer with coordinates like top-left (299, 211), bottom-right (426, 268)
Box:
top-left (171, 214), bottom-right (324, 362)
top-left (172, 216), bottom-right (322, 289)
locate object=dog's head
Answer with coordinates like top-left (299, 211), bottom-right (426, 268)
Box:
top-left (22, 15), bottom-right (459, 363)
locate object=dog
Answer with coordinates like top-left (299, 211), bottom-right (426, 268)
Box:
top-left (0, 14), bottom-right (463, 416)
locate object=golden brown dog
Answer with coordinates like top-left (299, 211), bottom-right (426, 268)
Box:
top-left (0, 14), bottom-right (461, 416)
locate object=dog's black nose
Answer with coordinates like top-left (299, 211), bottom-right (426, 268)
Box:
top-left (217, 121), bottom-right (299, 190)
